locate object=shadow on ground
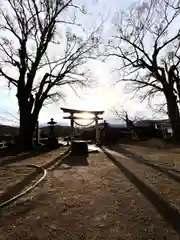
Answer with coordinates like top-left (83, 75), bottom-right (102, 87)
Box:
top-left (56, 153), bottom-right (89, 169)
top-left (108, 145), bottom-right (180, 184)
top-left (0, 193), bottom-right (48, 221)
top-left (0, 167), bottom-right (42, 204)
top-left (101, 147), bottom-right (180, 235)
top-left (114, 139), bottom-right (180, 149)
top-left (0, 148), bottom-right (71, 209)
top-left (0, 146), bottom-right (53, 167)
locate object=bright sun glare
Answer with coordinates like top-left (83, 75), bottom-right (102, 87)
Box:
top-left (76, 113), bottom-right (94, 119)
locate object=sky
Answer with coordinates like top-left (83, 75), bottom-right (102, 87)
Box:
top-left (0, 0), bottom-right (166, 126)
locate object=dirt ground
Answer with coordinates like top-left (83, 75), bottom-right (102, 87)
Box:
top-left (0, 146), bottom-right (69, 167)
top-left (0, 166), bottom-right (34, 195)
top-left (115, 139), bottom-right (180, 168)
top-left (1, 145), bottom-right (180, 239)
top-left (0, 146), bottom-right (69, 192)
top-left (0, 147), bottom-right (69, 208)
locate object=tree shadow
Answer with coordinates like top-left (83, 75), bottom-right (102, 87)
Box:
top-left (43, 147), bottom-right (71, 169)
top-left (0, 168), bottom-right (42, 204)
top-left (108, 145), bottom-right (180, 184)
top-left (0, 193), bottom-right (48, 223)
top-left (0, 148), bottom-right (71, 210)
top-left (101, 147), bottom-right (180, 234)
top-left (0, 146), bottom-right (67, 167)
top-left (109, 139), bottom-right (179, 150)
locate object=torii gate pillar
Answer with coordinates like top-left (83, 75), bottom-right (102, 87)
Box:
top-left (70, 113), bottom-right (75, 139)
top-left (95, 114), bottom-right (100, 145)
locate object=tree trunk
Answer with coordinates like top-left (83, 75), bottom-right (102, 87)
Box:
top-left (17, 95), bottom-right (39, 151)
top-left (166, 91), bottom-right (180, 141)
top-left (18, 116), bottom-right (35, 151)
top-left (126, 118), bottom-right (139, 140)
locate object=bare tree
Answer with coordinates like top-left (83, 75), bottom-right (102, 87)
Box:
top-left (112, 107), bottom-right (141, 139)
top-left (0, 0), bottom-right (100, 150)
top-left (106, 0), bottom-right (180, 140)
top-left (112, 107), bottom-right (140, 125)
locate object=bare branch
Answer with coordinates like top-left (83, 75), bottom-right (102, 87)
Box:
top-left (0, 0), bottom-right (101, 140)
top-left (104, 0), bottom-right (180, 126)
top-left (0, 68), bottom-right (18, 86)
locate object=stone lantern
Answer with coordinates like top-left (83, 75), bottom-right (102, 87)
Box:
top-left (46, 118), bottom-right (59, 149)
top-left (47, 118), bottom-right (57, 137)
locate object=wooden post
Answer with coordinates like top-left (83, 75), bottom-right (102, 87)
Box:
top-left (71, 113), bottom-right (74, 139)
top-left (95, 114), bottom-right (100, 145)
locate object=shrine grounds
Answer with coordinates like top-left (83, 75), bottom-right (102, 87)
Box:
top-left (1, 141), bottom-right (180, 239)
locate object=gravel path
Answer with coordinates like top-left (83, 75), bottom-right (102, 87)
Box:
top-left (0, 150), bottom-right (180, 239)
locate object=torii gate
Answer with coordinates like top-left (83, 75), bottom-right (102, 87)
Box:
top-left (61, 107), bottom-right (104, 144)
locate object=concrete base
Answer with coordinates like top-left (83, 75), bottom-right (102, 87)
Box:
top-left (71, 141), bottom-right (88, 156)
top-left (46, 137), bottom-right (59, 150)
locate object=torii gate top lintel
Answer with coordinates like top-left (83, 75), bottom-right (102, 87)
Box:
top-left (60, 107), bottom-right (104, 115)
